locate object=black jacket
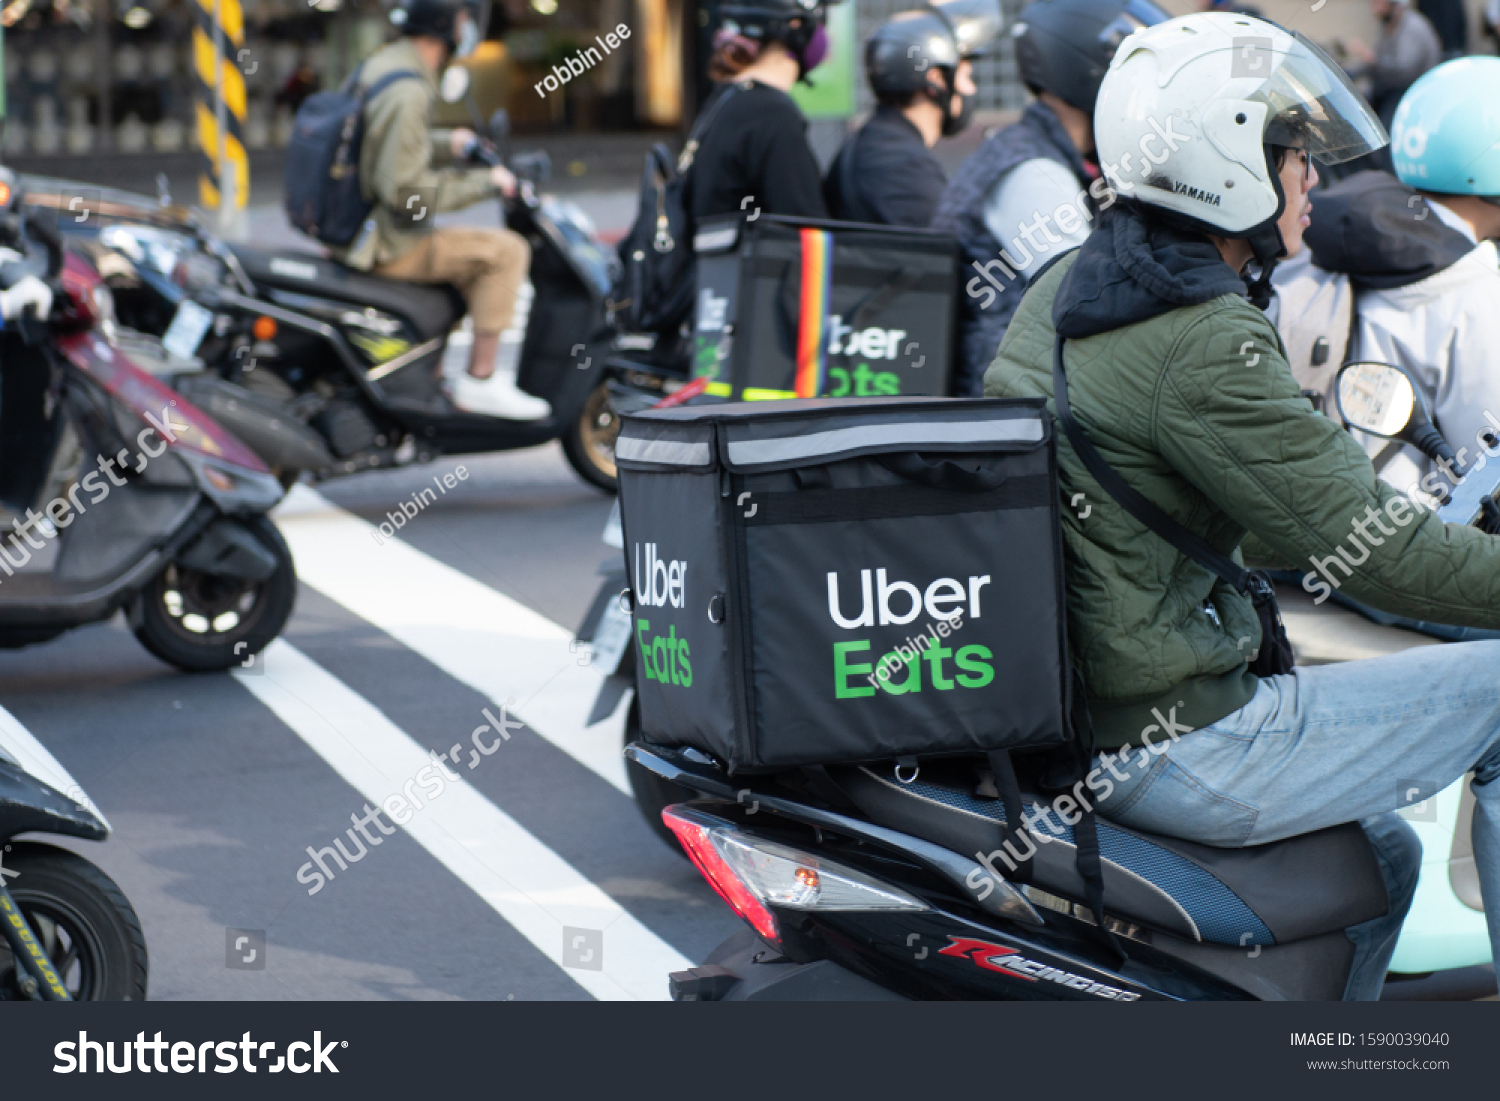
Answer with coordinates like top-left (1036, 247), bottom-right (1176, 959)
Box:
top-left (689, 81), bottom-right (827, 222)
top-left (823, 107), bottom-right (946, 227)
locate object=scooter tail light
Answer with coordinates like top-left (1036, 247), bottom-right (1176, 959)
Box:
top-left (662, 806), bottom-right (780, 944)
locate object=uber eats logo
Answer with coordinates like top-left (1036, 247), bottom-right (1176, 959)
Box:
top-left (634, 542), bottom-right (692, 688)
top-left (827, 568), bottom-right (994, 699)
top-left (825, 316), bottom-right (906, 397)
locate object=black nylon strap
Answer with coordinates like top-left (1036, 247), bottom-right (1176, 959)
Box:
top-left (1072, 808), bottom-right (1127, 964)
top-left (985, 749), bottom-right (1033, 885)
top-left (1051, 337), bottom-right (1253, 596)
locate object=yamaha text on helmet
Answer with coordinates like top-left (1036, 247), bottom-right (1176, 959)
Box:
top-left (715, 0), bottom-right (842, 79)
top-left (389, 0), bottom-right (490, 57)
top-left (1093, 12), bottom-right (1386, 299)
top-left (1012, 0), bottom-right (1169, 112)
top-left (1391, 56), bottom-right (1500, 206)
top-left (865, 0), bottom-right (1001, 135)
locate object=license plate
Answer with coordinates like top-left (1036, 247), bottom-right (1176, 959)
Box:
top-left (590, 595), bottom-right (633, 675)
top-left (161, 299), bottom-right (214, 361)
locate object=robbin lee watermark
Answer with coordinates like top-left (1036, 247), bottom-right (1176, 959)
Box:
top-left (370, 464), bottom-right (469, 545)
top-left (534, 23), bottom-right (631, 99)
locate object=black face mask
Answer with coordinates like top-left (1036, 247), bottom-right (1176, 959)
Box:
top-left (941, 86), bottom-right (974, 137)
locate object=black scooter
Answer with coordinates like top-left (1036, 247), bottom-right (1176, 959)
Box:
top-left (626, 361), bottom-right (1499, 1002)
top-left (0, 720), bottom-right (147, 1001)
top-left (0, 176), bottom-right (295, 670)
top-left (36, 99), bottom-right (669, 493)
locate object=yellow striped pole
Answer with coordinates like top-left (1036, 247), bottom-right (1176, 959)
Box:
top-left (193, 0), bottom-right (248, 223)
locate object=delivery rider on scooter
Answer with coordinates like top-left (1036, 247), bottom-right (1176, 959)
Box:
top-left (334, 0), bottom-right (548, 421)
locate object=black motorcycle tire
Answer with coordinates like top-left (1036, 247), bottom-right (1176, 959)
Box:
top-left (2, 842), bottom-right (148, 1001)
top-left (133, 515), bottom-right (296, 673)
top-left (623, 696), bottom-right (693, 858)
top-left (562, 381), bottom-right (620, 494)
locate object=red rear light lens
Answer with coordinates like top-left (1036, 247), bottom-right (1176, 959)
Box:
top-left (662, 806), bottom-right (780, 944)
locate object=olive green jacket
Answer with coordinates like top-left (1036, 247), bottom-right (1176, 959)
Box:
top-left (986, 251), bottom-right (1500, 747)
top-left (331, 38), bottom-right (495, 271)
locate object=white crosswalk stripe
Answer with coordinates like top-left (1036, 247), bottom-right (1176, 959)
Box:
top-left (273, 485), bottom-right (632, 794)
top-left (234, 639), bottom-right (689, 1001)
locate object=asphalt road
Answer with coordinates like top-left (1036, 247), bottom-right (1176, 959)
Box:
top-left (0, 444), bottom-right (740, 1000)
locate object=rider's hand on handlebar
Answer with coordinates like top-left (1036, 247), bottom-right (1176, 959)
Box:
top-left (490, 164), bottom-right (518, 199)
top-left (450, 127), bottom-right (479, 160)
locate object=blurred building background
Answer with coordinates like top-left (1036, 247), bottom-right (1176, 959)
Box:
top-left (0, 0), bottom-right (1493, 198)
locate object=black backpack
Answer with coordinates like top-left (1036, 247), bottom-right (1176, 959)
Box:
top-left (611, 84), bottom-right (741, 336)
top-left (284, 64), bottom-right (421, 248)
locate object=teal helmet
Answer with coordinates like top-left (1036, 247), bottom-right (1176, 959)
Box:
top-left (1391, 57), bottom-right (1500, 198)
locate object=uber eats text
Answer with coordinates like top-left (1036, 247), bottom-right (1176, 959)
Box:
top-left (633, 542), bottom-right (692, 688)
top-left (827, 569), bottom-right (993, 698)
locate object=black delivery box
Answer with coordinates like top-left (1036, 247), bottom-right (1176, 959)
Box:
top-left (615, 397), bottom-right (1069, 774)
top-left (690, 214), bottom-right (957, 401)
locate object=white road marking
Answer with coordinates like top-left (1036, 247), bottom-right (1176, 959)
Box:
top-left (235, 639), bottom-right (688, 1001)
top-left (273, 485), bottom-right (631, 793)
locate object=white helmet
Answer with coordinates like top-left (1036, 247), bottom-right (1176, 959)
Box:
top-left (1094, 13), bottom-right (1385, 272)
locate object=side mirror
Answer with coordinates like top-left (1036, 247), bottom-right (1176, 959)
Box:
top-left (439, 66), bottom-right (471, 104)
top-left (1335, 360), bottom-right (1459, 472)
top-left (1335, 361), bottom-right (1418, 439)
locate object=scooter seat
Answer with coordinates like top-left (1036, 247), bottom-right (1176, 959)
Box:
top-left (835, 761), bottom-right (1389, 947)
top-left (227, 245), bottom-right (466, 341)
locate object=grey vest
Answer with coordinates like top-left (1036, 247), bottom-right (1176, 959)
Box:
top-left (932, 101), bottom-right (1095, 395)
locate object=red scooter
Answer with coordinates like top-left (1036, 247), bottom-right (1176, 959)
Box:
top-left (0, 170), bottom-right (295, 671)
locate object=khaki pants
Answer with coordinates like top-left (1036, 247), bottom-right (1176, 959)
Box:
top-left (375, 227), bottom-right (531, 336)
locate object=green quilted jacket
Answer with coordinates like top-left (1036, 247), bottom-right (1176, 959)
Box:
top-left (985, 210), bottom-right (1500, 748)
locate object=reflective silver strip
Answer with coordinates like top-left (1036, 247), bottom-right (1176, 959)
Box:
top-left (726, 418), bottom-right (1043, 466)
top-left (694, 225), bottom-right (739, 252)
top-left (616, 436), bottom-right (713, 466)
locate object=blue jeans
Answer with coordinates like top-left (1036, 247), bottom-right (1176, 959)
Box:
top-left (1092, 641), bottom-right (1500, 1000)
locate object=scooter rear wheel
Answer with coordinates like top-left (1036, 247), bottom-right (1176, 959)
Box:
top-left (0, 842), bottom-right (148, 1001)
top-left (562, 381), bottom-right (619, 493)
top-left (132, 515), bottom-right (296, 673)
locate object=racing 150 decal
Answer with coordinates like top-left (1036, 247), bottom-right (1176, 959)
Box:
top-left (938, 936), bottom-right (1140, 1001)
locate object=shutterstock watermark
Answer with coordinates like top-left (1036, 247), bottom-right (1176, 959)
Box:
top-left (295, 701), bottom-right (522, 895)
top-left (1302, 410), bottom-right (1500, 604)
top-left (0, 404), bottom-right (183, 579)
top-left (965, 110), bottom-right (1192, 311)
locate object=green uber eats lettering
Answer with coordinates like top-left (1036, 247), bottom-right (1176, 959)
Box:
top-left (637, 619), bottom-right (693, 687)
top-left (825, 362), bottom-right (901, 397)
top-left (833, 641), bottom-right (993, 698)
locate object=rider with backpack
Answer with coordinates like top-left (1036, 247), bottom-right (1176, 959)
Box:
top-left (316, 0), bottom-right (541, 420)
top-left (931, 0), bottom-right (1168, 398)
top-left (822, 0), bottom-right (999, 228)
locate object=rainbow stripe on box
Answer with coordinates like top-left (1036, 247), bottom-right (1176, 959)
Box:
top-left (793, 227), bottom-right (833, 398)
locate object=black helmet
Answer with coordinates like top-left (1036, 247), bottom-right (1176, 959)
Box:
top-left (865, 0), bottom-right (999, 97)
top-left (1012, 0), bottom-right (1168, 112)
top-left (717, 0), bottom-right (838, 76)
top-left (389, 0), bottom-right (487, 51)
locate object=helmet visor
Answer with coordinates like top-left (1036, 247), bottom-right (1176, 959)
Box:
top-left (930, 0), bottom-right (1003, 58)
top-left (1248, 32), bottom-right (1387, 165)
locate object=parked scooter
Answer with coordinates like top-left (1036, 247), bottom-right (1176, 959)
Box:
top-left (0, 707), bottom-right (147, 1000)
top-left (623, 361), bottom-right (1497, 1001)
top-left (29, 75), bottom-right (688, 494)
top-left (0, 175), bottom-right (294, 670)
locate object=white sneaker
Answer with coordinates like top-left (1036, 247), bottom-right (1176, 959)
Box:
top-left (450, 372), bottom-right (551, 420)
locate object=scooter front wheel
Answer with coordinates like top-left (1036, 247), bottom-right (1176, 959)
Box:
top-left (562, 381), bottom-right (619, 493)
top-left (132, 515), bottom-right (296, 673)
top-left (1, 843), bottom-right (148, 1001)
